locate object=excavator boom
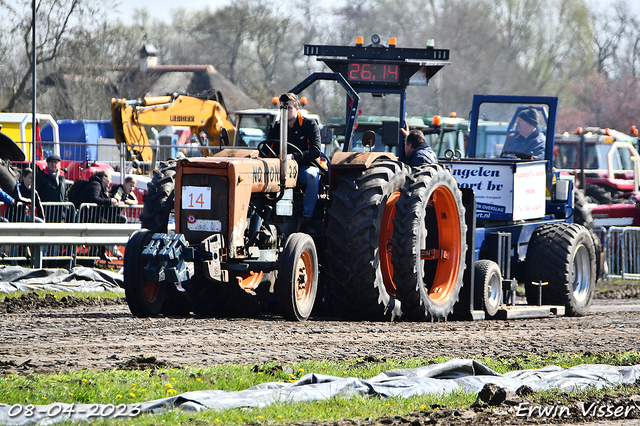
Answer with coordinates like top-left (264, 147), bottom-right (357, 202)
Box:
top-left (111, 92), bottom-right (236, 162)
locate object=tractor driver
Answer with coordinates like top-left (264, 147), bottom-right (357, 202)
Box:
top-left (500, 108), bottom-right (545, 160)
top-left (267, 93), bottom-right (321, 220)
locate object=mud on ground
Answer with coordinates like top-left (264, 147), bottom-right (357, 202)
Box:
top-left (1, 287), bottom-right (640, 425)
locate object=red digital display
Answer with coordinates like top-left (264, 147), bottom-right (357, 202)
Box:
top-left (347, 63), bottom-right (400, 83)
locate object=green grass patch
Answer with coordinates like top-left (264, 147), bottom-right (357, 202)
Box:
top-left (595, 278), bottom-right (640, 292)
top-left (1, 353), bottom-right (639, 425)
top-left (0, 289), bottom-right (123, 302)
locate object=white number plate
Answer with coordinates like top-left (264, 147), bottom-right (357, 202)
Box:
top-left (182, 186), bottom-right (211, 210)
top-left (187, 219), bottom-right (221, 232)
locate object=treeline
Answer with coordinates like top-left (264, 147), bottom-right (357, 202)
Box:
top-left (0, 0), bottom-right (639, 132)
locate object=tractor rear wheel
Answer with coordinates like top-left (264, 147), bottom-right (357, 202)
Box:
top-left (391, 164), bottom-right (467, 321)
top-left (325, 159), bottom-right (409, 320)
top-left (140, 159), bottom-right (177, 233)
top-left (474, 260), bottom-right (502, 317)
top-left (124, 230), bottom-right (166, 317)
top-left (525, 223), bottom-right (596, 316)
top-left (277, 233), bottom-right (318, 321)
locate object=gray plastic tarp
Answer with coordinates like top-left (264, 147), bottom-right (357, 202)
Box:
top-left (1, 359), bottom-right (639, 425)
top-left (0, 266), bottom-right (123, 293)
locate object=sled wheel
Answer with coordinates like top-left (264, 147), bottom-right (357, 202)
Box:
top-left (525, 223), bottom-right (596, 316)
top-left (277, 233), bottom-right (318, 321)
top-left (392, 164), bottom-right (467, 321)
top-left (124, 230), bottom-right (166, 317)
top-left (325, 159), bottom-right (409, 320)
top-left (474, 260), bottom-right (502, 317)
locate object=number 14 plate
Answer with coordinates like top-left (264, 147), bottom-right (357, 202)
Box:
top-left (182, 186), bottom-right (211, 210)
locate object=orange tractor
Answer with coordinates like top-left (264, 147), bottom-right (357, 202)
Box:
top-left (124, 36), bottom-right (467, 321)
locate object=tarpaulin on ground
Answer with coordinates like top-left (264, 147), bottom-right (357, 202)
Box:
top-left (0, 266), bottom-right (123, 293)
top-left (1, 359), bottom-right (639, 425)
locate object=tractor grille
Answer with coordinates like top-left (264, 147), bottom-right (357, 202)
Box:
top-left (180, 174), bottom-right (229, 245)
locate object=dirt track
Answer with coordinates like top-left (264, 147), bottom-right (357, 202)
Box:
top-left (1, 298), bottom-right (639, 375)
top-left (2, 295), bottom-right (640, 425)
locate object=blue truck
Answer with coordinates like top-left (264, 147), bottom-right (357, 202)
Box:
top-left (40, 120), bottom-right (115, 162)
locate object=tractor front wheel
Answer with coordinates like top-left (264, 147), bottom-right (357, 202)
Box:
top-left (277, 233), bottom-right (318, 321)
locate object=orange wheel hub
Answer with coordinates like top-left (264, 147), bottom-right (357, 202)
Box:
top-left (425, 186), bottom-right (462, 305)
top-left (295, 251), bottom-right (314, 309)
top-left (380, 191), bottom-right (400, 296)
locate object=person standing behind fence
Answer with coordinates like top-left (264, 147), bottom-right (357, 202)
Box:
top-left (36, 154), bottom-right (67, 222)
top-left (78, 171), bottom-right (125, 261)
top-left (109, 176), bottom-right (137, 223)
top-left (79, 170), bottom-right (124, 223)
top-left (11, 168), bottom-right (44, 223)
top-left (36, 155), bottom-right (67, 203)
top-left (110, 176), bottom-right (137, 205)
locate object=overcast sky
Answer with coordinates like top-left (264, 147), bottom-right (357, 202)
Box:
top-left (106, 0), bottom-right (337, 24)
top-left (1, 0), bottom-right (634, 29)
top-left (104, 0), bottom-right (632, 24)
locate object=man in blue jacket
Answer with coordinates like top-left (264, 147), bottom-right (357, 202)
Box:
top-left (501, 108), bottom-right (546, 160)
top-left (402, 129), bottom-right (438, 168)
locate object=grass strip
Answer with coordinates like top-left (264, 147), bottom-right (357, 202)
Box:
top-left (1, 352), bottom-right (639, 425)
top-left (0, 290), bottom-right (123, 302)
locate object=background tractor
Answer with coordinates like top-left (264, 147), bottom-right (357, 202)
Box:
top-left (554, 127), bottom-right (640, 227)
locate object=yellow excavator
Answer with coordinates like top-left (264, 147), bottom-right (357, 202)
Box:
top-left (111, 91), bottom-right (236, 162)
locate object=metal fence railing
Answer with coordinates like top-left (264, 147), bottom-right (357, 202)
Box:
top-left (0, 201), bottom-right (144, 266)
top-left (2, 198), bottom-right (638, 277)
top-left (602, 226), bottom-right (640, 280)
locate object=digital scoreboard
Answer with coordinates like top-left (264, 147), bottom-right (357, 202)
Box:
top-left (346, 63), bottom-right (400, 84)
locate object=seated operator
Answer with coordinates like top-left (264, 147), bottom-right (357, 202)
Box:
top-left (500, 108), bottom-right (545, 160)
top-left (266, 93), bottom-right (321, 220)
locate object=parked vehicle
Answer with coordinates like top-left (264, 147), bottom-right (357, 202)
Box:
top-left (554, 127), bottom-right (640, 227)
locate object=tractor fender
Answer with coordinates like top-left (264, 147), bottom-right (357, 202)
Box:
top-left (330, 151), bottom-right (397, 169)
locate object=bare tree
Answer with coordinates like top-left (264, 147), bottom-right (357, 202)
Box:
top-left (192, 0), bottom-right (254, 85)
top-left (591, 0), bottom-right (627, 77)
top-left (2, 0), bottom-right (102, 111)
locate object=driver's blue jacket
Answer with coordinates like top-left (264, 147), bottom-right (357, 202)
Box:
top-left (501, 128), bottom-right (545, 160)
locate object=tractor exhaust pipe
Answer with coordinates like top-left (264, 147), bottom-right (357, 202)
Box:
top-left (279, 93), bottom-right (289, 190)
top-left (265, 94), bottom-right (290, 202)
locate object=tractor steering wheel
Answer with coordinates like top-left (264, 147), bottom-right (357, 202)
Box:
top-left (257, 139), bottom-right (304, 159)
top-left (257, 139), bottom-right (326, 176)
